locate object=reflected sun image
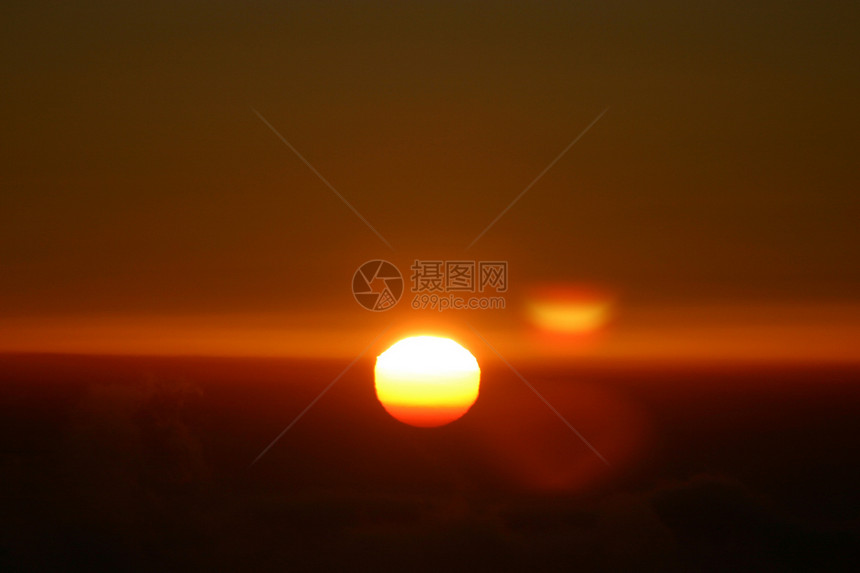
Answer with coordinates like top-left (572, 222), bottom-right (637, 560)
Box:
top-left (375, 336), bottom-right (481, 427)
top-left (526, 284), bottom-right (613, 337)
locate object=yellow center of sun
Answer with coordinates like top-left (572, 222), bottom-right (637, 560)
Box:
top-left (374, 335), bottom-right (480, 427)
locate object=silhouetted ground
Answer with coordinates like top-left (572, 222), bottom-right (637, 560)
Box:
top-left (2, 354), bottom-right (858, 571)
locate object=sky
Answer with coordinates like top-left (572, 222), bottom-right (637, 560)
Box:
top-left (1, 1), bottom-right (858, 360)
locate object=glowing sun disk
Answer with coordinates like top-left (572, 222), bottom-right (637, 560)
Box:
top-left (375, 336), bottom-right (480, 427)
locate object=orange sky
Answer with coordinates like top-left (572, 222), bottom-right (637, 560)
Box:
top-left (1, 2), bottom-right (858, 362)
top-left (1, 300), bottom-right (857, 365)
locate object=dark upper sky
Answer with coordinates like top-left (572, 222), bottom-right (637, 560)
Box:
top-left (2, 1), bottom-right (858, 321)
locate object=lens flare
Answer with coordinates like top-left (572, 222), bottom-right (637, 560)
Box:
top-left (375, 336), bottom-right (480, 427)
top-left (527, 285), bottom-right (614, 336)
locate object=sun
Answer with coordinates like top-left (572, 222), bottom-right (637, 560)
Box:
top-left (374, 336), bottom-right (480, 427)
